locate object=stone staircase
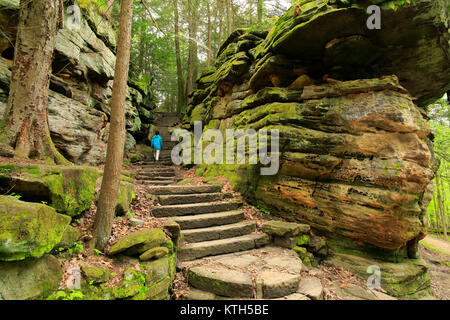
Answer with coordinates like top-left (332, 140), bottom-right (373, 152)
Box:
top-left (147, 184), bottom-right (270, 263)
top-left (141, 112), bottom-right (317, 300)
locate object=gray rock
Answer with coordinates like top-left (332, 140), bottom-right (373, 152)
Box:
top-left (263, 220), bottom-right (310, 237)
top-left (0, 255), bottom-right (63, 300)
top-left (129, 218), bottom-right (145, 227)
top-left (298, 277), bottom-right (324, 300)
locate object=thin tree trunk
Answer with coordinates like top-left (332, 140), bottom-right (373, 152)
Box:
top-left (436, 175), bottom-right (448, 240)
top-left (0, 0), bottom-right (68, 164)
top-left (185, 0), bottom-right (199, 100)
top-left (433, 190), bottom-right (441, 234)
top-left (226, 0), bottom-right (233, 36)
top-left (173, 0), bottom-right (184, 114)
top-left (217, 1), bottom-right (223, 53)
top-left (207, 1), bottom-right (212, 67)
top-left (92, 0), bottom-right (133, 251)
top-left (257, 0), bottom-right (263, 24)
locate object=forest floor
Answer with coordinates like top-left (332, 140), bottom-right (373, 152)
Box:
top-left (422, 236), bottom-right (450, 255)
top-left (419, 238), bottom-right (450, 300)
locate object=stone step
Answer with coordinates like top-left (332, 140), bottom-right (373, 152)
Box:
top-left (140, 162), bottom-right (173, 167)
top-left (138, 176), bottom-right (176, 181)
top-left (182, 221), bottom-right (256, 243)
top-left (158, 193), bottom-right (224, 205)
top-left (139, 180), bottom-right (176, 186)
top-left (138, 167), bottom-right (175, 172)
top-left (137, 171), bottom-right (175, 178)
top-left (181, 246), bottom-right (304, 299)
top-left (151, 201), bottom-right (240, 218)
top-left (177, 233), bottom-right (270, 262)
top-left (187, 266), bottom-right (254, 298)
top-left (147, 184), bottom-right (222, 195)
top-left (167, 210), bottom-right (245, 230)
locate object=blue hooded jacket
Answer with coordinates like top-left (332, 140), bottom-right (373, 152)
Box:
top-left (151, 134), bottom-right (163, 150)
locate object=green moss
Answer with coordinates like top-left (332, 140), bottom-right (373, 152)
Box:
top-left (44, 168), bottom-right (99, 217)
top-left (0, 196), bottom-right (71, 261)
top-left (81, 264), bottom-right (110, 284)
top-left (297, 234), bottom-right (310, 246)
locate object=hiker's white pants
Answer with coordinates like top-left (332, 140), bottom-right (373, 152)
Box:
top-left (154, 149), bottom-right (160, 161)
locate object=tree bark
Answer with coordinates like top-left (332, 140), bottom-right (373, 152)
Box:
top-left (226, 0), bottom-right (233, 36)
top-left (0, 0), bottom-right (68, 164)
top-left (217, 0), bottom-right (223, 53)
top-left (207, 1), bottom-right (212, 67)
top-left (185, 0), bottom-right (199, 100)
top-left (257, 0), bottom-right (263, 24)
top-left (92, 0), bottom-right (134, 251)
top-left (436, 175), bottom-right (448, 240)
top-left (173, 0), bottom-right (184, 114)
top-left (105, 0), bottom-right (115, 19)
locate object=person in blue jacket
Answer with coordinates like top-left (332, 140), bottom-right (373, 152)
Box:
top-left (150, 130), bottom-right (163, 162)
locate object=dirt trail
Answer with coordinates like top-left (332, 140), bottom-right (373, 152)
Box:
top-left (423, 236), bottom-right (450, 255)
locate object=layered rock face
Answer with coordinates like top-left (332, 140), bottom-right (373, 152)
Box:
top-left (184, 0), bottom-right (449, 265)
top-left (0, 0), bottom-right (155, 165)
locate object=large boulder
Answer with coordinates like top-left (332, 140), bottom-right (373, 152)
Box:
top-left (0, 196), bottom-right (70, 261)
top-left (0, 163), bottom-right (99, 217)
top-left (0, 255), bottom-right (63, 300)
top-left (185, 0), bottom-right (449, 298)
top-left (325, 252), bottom-right (432, 299)
top-left (259, 0), bottom-right (450, 107)
top-left (108, 229), bottom-right (171, 256)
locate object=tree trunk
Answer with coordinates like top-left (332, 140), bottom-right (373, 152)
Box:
top-left (257, 0), bottom-right (263, 24)
top-left (173, 0), bottom-right (184, 114)
top-left (217, 1), bottom-right (223, 53)
top-left (207, 1), bottom-right (212, 67)
top-left (105, 0), bottom-right (115, 19)
top-left (92, 0), bottom-right (133, 251)
top-left (0, 0), bottom-right (68, 164)
top-left (185, 0), bottom-right (199, 100)
top-left (226, 0), bottom-right (233, 36)
top-left (433, 190), bottom-right (440, 233)
top-left (436, 175), bottom-right (448, 240)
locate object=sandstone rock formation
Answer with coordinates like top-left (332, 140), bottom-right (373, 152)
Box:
top-left (183, 0), bottom-right (449, 297)
top-left (0, 0), bottom-right (156, 165)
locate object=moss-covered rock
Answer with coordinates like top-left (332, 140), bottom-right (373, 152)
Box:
top-left (81, 264), bottom-right (110, 284)
top-left (139, 247), bottom-right (169, 261)
top-left (0, 196), bottom-right (71, 261)
top-left (162, 220), bottom-right (182, 249)
top-left (0, 255), bottom-right (62, 300)
top-left (113, 268), bottom-right (146, 299)
top-left (263, 220), bottom-right (310, 237)
top-left (115, 181), bottom-right (135, 216)
top-left (0, 163), bottom-right (99, 217)
top-left (296, 234), bottom-right (310, 246)
top-left (325, 252), bottom-right (433, 299)
top-left (141, 256), bottom-right (170, 287)
top-left (53, 225), bottom-right (81, 252)
top-left (108, 229), bottom-right (170, 256)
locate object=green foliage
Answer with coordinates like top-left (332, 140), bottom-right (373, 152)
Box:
top-left (426, 96), bottom-right (449, 235)
top-left (93, 248), bottom-right (104, 256)
top-left (256, 205), bottom-right (271, 216)
top-left (386, 0), bottom-right (411, 11)
top-left (0, 167), bottom-right (11, 174)
top-left (9, 192), bottom-right (21, 200)
top-left (48, 290), bottom-right (85, 300)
